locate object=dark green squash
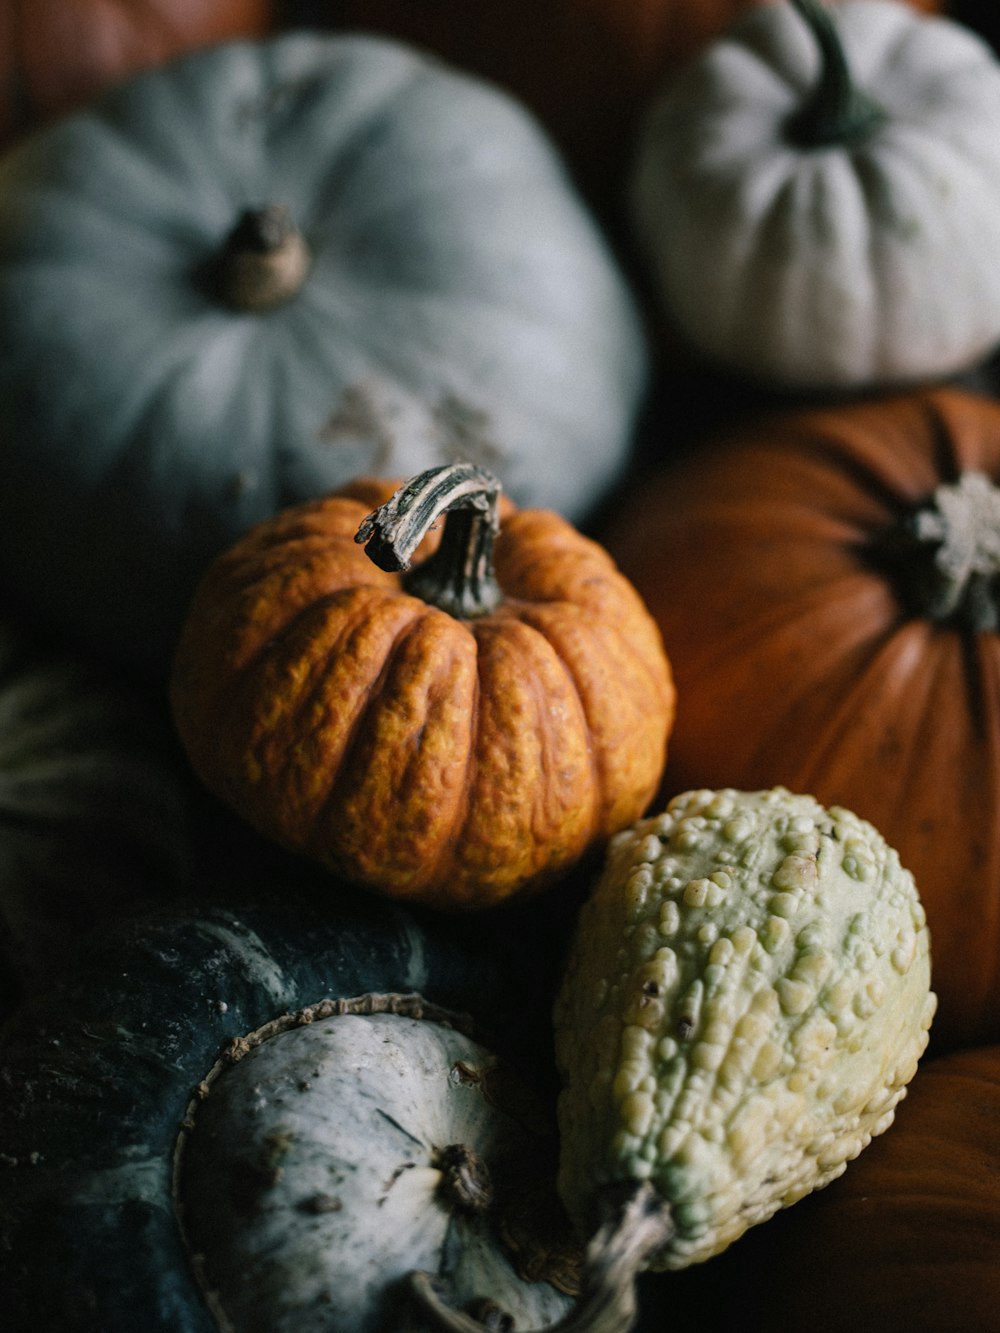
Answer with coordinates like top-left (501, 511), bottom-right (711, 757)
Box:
top-left (0, 876), bottom-right (575, 1331)
top-left (0, 613), bottom-right (192, 1009)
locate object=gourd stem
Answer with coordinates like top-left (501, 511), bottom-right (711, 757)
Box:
top-left (405, 1181), bottom-right (674, 1333)
top-left (210, 205), bottom-right (311, 312)
top-left (785, 0), bottom-right (884, 148)
top-left (434, 1144), bottom-right (495, 1215)
top-left (355, 462), bottom-right (505, 619)
top-left (871, 470), bottom-right (1000, 633)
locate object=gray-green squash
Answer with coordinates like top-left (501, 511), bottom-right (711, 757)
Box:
top-left (177, 998), bottom-right (575, 1332)
top-left (0, 31), bottom-right (647, 673)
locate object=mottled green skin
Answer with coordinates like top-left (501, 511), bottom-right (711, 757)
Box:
top-left (555, 787), bottom-right (936, 1269)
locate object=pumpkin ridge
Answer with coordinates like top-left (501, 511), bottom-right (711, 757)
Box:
top-left (442, 616), bottom-right (594, 903)
top-left (787, 619), bottom-right (948, 799)
top-left (261, 591), bottom-right (425, 827)
top-left (515, 614), bottom-right (600, 849)
top-left (510, 599), bottom-right (666, 833)
top-left (302, 605), bottom-right (463, 887)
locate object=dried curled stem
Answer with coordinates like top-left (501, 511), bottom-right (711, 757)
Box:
top-left (356, 462), bottom-right (505, 619)
top-left (405, 1180), bottom-right (674, 1333)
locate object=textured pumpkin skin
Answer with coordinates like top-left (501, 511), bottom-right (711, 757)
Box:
top-left (170, 481), bottom-right (675, 909)
top-left (0, 32), bottom-right (647, 674)
top-left (690, 1044), bottom-right (1000, 1331)
top-left (0, 614), bottom-right (191, 1007)
top-left (0, 0), bottom-right (272, 147)
top-left (0, 883), bottom-right (538, 1332)
top-left (601, 387), bottom-right (1000, 1053)
top-left (316, 0), bottom-right (939, 215)
top-left (630, 1), bottom-right (1000, 391)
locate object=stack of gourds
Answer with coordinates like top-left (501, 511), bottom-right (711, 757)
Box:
top-left (0, 3), bottom-right (998, 1331)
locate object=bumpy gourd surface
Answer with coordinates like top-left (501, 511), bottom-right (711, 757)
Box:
top-left (554, 787), bottom-right (935, 1269)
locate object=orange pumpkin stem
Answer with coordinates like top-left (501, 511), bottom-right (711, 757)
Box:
top-left (874, 470), bottom-right (1000, 632)
top-left (355, 462), bottom-right (505, 619)
top-left (209, 204), bottom-right (311, 312)
top-left (786, 0), bottom-right (884, 149)
top-left (406, 1181), bottom-right (674, 1333)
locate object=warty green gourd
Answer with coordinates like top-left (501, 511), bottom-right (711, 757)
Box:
top-left (408, 787), bottom-right (936, 1331)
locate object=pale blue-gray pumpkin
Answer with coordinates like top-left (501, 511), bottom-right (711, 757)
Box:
top-left (0, 31), bottom-right (647, 672)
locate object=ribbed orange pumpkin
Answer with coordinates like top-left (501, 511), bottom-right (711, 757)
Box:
top-left (602, 387), bottom-right (1000, 1053)
top-left (0, 0), bottom-right (272, 147)
top-left (170, 464), bottom-right (675, 910)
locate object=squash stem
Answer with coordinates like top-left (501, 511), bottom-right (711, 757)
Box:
top-left (785, 0), bottom-right (884, 149)
top-left (405, 1181), bottom-right (674, 1333)
top-left (355, 462), bottom-right (505, 619)
top-left (871, 471), bottom-right (1000, 633)
top-left (210, 205), bottom-right (311, 312)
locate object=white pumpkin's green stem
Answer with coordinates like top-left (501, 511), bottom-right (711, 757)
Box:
top-left (406, 1181), bottom-right (674, 1333)
top-left (872, 471), bottom-right (1000, 633)
top-left (786, 0), bottom-right (884, 148)
top-left (211, 204), bottom-right (311, 311)
top-left (355, 462), bottom-right (505, 619)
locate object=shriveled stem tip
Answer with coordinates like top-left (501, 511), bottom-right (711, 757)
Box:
top-left (355, 462), bottom-right (505, 619)
top-left (405, 1181), bottom-right (674, 1333)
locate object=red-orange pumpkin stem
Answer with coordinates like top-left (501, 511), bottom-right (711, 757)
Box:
top-left (355, 462), bottom-right (505, 619)
top-left (786, 0), bottom-right (884, 149)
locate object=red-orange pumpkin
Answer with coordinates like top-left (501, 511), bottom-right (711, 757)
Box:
top-left (318, 0), bottom-right (941, 214)
top-left (0, 0), bottom-right (272, 147)
top-left (680, 1043), bottom-right (1000, 1331)
top-left (602, 387), bottom-right (1000, 1054)
top-left (170, 464), bottom-right (675, 911)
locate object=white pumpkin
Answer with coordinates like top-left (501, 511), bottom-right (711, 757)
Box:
top-left (0, 31), bottom-right (647, 673)
top-left (630, 0), bottom-right (1000, 390)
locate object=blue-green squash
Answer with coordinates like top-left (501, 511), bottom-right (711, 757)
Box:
top-left (0, 31), bottom-right (647, 673)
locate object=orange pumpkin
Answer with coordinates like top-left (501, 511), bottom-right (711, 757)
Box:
top-left (170, 464), bottom-right (675, 910)
top-left (0, 0), bottom-right (272, 147)
top-left (683, 1043), bottom-right (1000, 1331)
top-left (318, 0), bottom-right (942, 215)
top-left (602, 387), bottom-right (1000, 1053)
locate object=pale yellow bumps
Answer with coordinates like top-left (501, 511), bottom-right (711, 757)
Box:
top-left (554, 787), bottom-right (936, 1269)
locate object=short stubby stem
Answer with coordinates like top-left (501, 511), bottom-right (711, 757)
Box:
top-left (785, 0), bottom-right (885, 149)
top-left (355, 462), bottom-right (505, 619)
top-left (870, 470), bottom-right (1000, 633)
top-left (208, 204), bottom-right (311, 312)
top-left (434, 1143), bottom-right (495, 1215)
